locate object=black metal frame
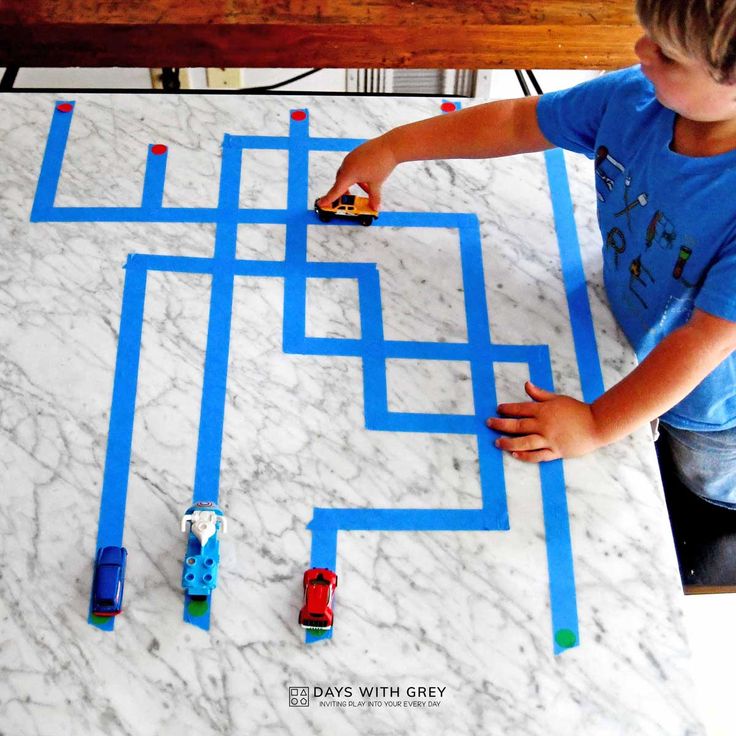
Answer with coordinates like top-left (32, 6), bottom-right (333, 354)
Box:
top-left (0, 66), bottom-right (479, 98)
top-left (514, 69), bottom-right (544, 97)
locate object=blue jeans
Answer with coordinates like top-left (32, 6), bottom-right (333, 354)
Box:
top-left (660, 422), bottom-right (736, 509)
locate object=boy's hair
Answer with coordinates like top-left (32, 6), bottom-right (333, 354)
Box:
top-left (636, 0), bottom-right (736, 83)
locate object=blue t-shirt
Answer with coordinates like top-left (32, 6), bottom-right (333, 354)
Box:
top-left (537, 66), bottom-right (736, 431)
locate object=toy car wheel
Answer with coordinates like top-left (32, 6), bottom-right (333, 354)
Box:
top-left (359, 215), bottom-right (373, 226)
top-left (318, 211), bottom-right (333, 222)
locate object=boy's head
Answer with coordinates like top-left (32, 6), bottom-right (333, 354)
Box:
top-left (635, 0), bottom-right (736, 122)
top-left (636, 0), bottom-right (736, 83)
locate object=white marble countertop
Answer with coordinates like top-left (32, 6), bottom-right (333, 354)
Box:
top-left (0, 92), bottom-right (703, 735)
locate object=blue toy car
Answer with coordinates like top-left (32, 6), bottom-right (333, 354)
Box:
top-left (92, 546), bottom-right (128, 616)
top-left (181, 502), bottom-right (227, 600)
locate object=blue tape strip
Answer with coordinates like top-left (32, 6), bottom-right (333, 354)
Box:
top-left (309, 507), bottom-right (506, 531)
top-left (180, 146), bottom-right (242, 630)
top-left (32, 101), bottom-right (75, 220)
top-left (305, 525), bottom-right (339, 643)
top-left (191, 143), bottom-right (240, 497)
top-left (141, 145), bottom-right (167, 209)
top-left (89, 255), bottom-right (147, 629)
top-left (308, 138), bottom-right (366, 152)
top-left (282, 110), bottom-right (311, 357)
top-left (456, 221), bottom-right (509, 520)
top-left (36, 101), bottom-right (581, 652)
top-left (224, 135), bottom-right (290, 149)
top-left (528, 347), bottom-right (580, 654)
top-left (544, 148), bottom-right (605, 403)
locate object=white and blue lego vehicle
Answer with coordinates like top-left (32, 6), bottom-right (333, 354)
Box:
top-left (180, 501), bottom-right (227, 601)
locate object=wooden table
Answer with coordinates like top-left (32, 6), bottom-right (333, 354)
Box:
top-left (1, 0), bottom-right (641, 69)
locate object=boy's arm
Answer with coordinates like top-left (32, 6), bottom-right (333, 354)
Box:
top-left (319, 96), bottom-right (553, 210)
top-left (487, 308), bottom-right (736, 462)
top-left (382, 96), bottom-right (553, 162)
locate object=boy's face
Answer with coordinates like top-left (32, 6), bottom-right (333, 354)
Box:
top-left (635, 33), bottom-right (736, 123)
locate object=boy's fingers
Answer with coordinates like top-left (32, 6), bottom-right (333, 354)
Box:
top-left (525, 381), bottom-right (556, 401)
top-left (494, 434), bottom-right (548, 452)
top-left (356, 181), bottom-right (382, 211)
top-left (496, 401), bottom-right (539, 417)
top-left (510, 449), bottom-right (559, 463)
top-left (318, 185), bottom-right (344, 207)
top-left (318, 172), bottom-right (352, 207)
top-left (486, 417), bottom-right (537, 435)
top-left (368, 187), bottom-right (382, 211)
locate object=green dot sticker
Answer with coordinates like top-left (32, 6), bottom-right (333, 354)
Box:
top-left (187, 599), bottom-right (209, 617)
top-left (555, 628), bottom-right (577, 649)
top-left (308, 628), bottom-right (329, 638)
top-left (90, 614), bottom-right (109, 625)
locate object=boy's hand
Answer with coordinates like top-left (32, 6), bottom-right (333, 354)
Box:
top-left (318, 136), bottom-right (398, 212)
top-left (485, 381), bottom-right (604, 462)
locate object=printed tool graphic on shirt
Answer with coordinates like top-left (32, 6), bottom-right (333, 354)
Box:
top-left (597, 141), bottom-right (700, 312)
top-left (32, 100), bottom-right (604, 654)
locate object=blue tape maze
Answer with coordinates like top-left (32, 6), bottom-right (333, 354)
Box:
top-left (32, 99), bottom-right (604, 654)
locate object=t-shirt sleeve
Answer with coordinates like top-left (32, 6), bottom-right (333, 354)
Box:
top-left (694, 243), bottom-right (736, 323)
top-left (536, 67), bottom-right (640, 159)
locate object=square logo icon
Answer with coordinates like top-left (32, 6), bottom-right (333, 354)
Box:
top-left (289, 686), bottom-right (309, 707)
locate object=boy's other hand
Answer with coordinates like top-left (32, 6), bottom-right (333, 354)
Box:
top-left (486, 381), bottom-right (604, 462)
top-left (317, 136), bottom-right (398, 212)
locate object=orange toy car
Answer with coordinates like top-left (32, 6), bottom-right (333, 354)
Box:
top-left (314, 193), bottom-right (378, 226)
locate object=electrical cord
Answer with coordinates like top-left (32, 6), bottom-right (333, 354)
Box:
top-left (238, 68), bottom-right (323, 93)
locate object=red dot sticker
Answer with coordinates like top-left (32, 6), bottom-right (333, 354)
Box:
top-left (151, 144), bottom-right (168, 155)
top-left (56, 103), bottom-right (73, 113)
top-left (291, 110), bottom-right (307, 121)
top-left (441, 101), bottom-right (457, 113)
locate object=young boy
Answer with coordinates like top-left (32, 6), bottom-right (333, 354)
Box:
top-left (318, 0), bottom-right (736, 508)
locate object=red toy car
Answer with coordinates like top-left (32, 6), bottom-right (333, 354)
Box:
top-left (298, 568), bottom-right (338, 630)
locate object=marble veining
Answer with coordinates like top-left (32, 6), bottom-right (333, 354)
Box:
top-left (0, 93), bottom-right (702, 735)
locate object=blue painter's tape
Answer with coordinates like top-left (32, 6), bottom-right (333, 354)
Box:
top-left (135, 255), bottom-right (215, 275)
top-left (455, 222), bottom-right (511, 521)
top-left (375, 211), bottom-right (475, 229)
top-left (309, 525), bottom-right (338, 570)
top-left (141, 145), bottom-right (167, 209)
top-left (385, 341), bottom-right (470, 360)
top-left (528, 348), bottom-right (580, 653)
top-left (304, 261), bottom-right (377, 278)
top-left (305, 513), bottom-right (338, 643)
top-left (309, 507), bottom-right (507, 532)
top-left (191, 266), bottom-right (235, 505)
top-left (89, 256), bottom-right (148, 629)
top-left (32, 101), bottom-right (75, 220)
top-left (295, 337), bottom-right (363, 357)
top-left (224, 135), bottom-right (290, 149)
top-left (95, 257), bottom-right (147, 549)
top-left (182, 139), bottom-right (245, 624)
top-left (32, 101), bottom-right (581, 651)
top-left (544, 148), bottom-right (605, 403)
top-left (281, 109), bottom-right (311, 358)
top-left (34, 206), bottom-right (221, 223)
top-left (368, 411), bottom-right (476, 434)
top-left (191, 146), bottom-right (242, 508)
top-left (309, 138), bottom-right (367, 152)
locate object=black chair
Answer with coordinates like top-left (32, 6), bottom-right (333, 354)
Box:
top-left (656, 432), bottom-right (736, 593)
